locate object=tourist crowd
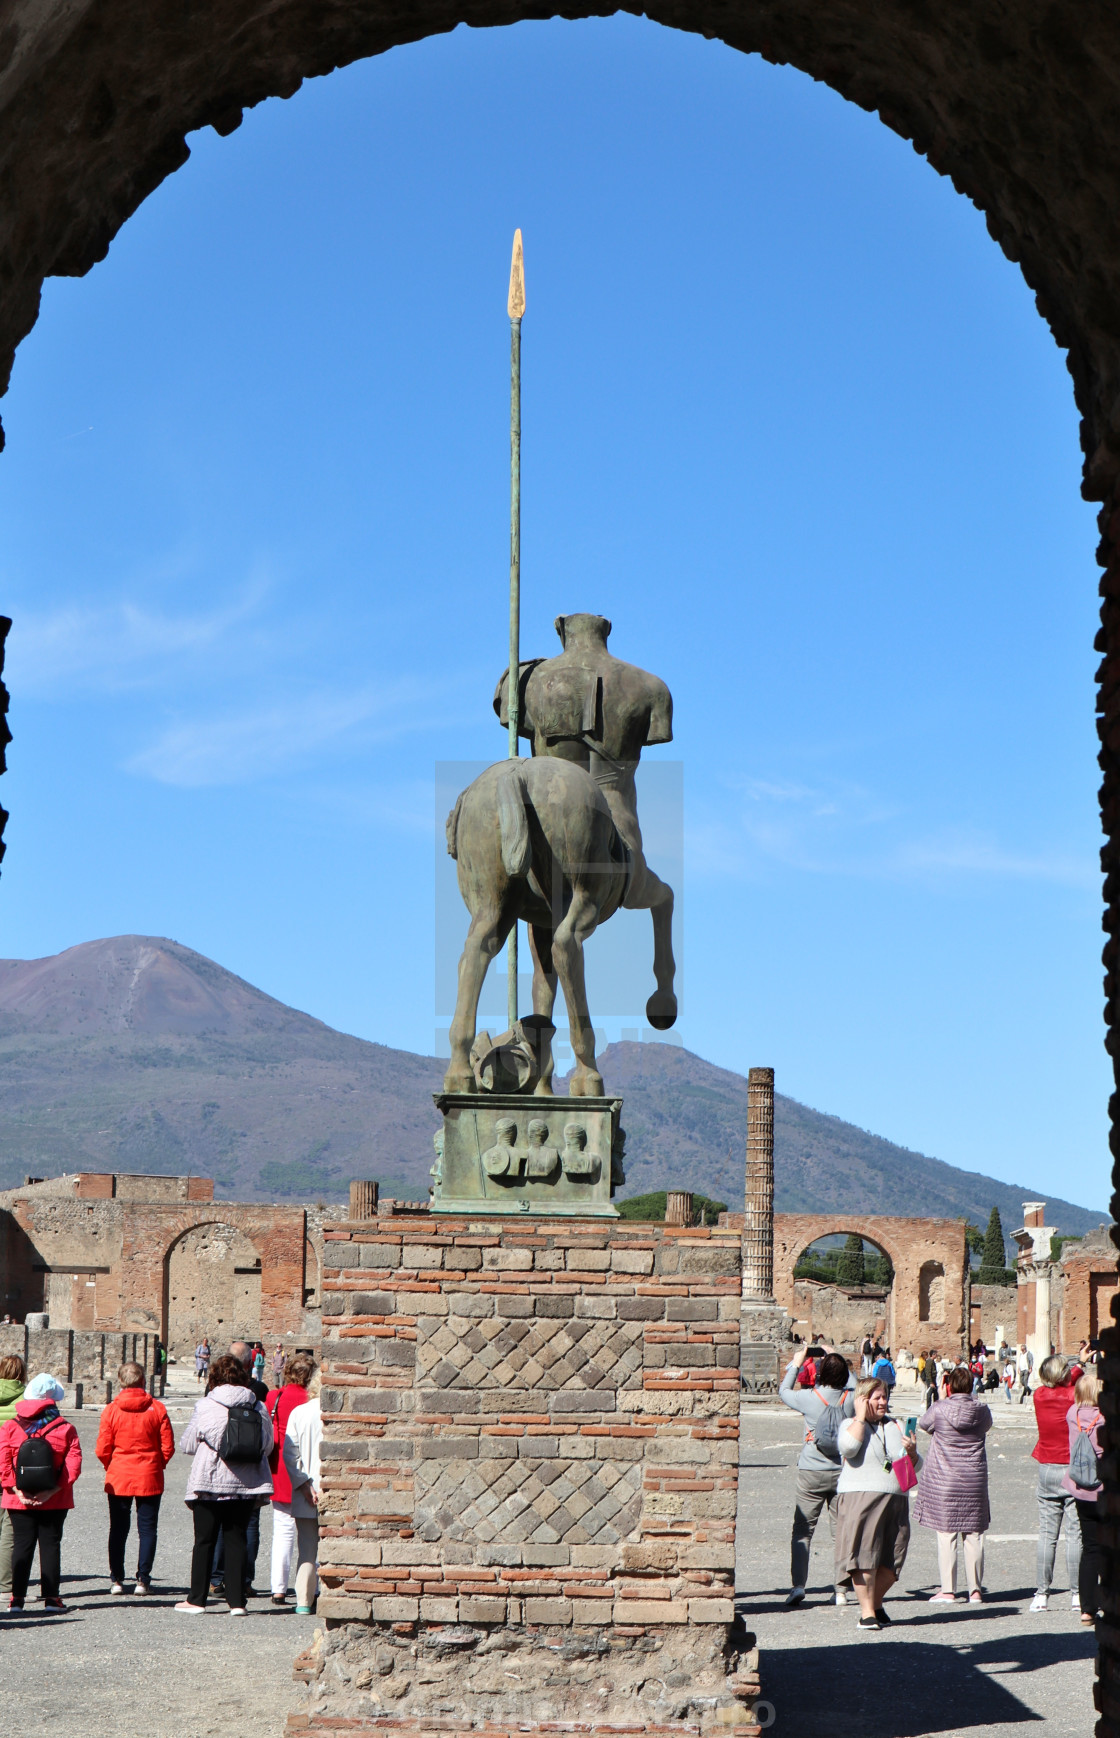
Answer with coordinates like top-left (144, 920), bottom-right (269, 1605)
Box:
top-left (0, 1340), bottom-right (322, 1616)
top-left (780, 1337), bottom-right (1102, 1630)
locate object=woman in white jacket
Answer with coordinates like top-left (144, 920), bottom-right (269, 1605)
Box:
top-left (282, 1370), bottom-right (322, 1615)
top-left (835, 1376), bottom-right (921, 1631)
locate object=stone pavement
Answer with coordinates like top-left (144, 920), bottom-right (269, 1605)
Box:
top-left (1, 1382), bottom-right (317, 1738)
top-left (737, 1401), bottom-right (1097, 1737)
top-left (0, 1382), bottom-right (1098, 1737)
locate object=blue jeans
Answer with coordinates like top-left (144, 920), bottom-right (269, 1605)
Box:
top-left (108, 1494), bottom-right (162, 1584)
top-left (1036, 1463), bottom-right (1082, 1595)
top-left (212, 1504), bottom-right (260, 1588)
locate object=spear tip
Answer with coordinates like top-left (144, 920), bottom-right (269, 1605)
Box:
top-left (508, 229), bottom-right (525, 320)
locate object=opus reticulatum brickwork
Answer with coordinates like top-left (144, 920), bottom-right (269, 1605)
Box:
top-left (294, 1212), bottom-right (759, 1736)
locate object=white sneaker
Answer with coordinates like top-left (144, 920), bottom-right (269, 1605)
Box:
top-left (110, 1581), bottom-right (125, 1596)
top-left (1030, 1593), bottom-right (1048, 1612)
top-left (174, 1601), bottom-right (206, 1614)
top-left (835, 1589), bottom-right (849, 1607)
top-left (784, 1587), bottom-right (805, 1607)
top-left (1071, 1594), bottom-right (1081, 1613)
top-left (229, 1606), bottom-right (247, 1618)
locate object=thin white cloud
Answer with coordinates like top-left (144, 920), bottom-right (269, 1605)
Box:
top-left (6, 573), bottom-right (272, 697)
top-left (891, 835), bottom-right (1097, 889)
top-left (689, 773), bottom-right (1096, 890)
top-left (127, 681), bottom-right (444, 788)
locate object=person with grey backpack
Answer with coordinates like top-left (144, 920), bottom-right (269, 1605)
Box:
top-left (1062, 1370), bottom-right (1104, 1625)
top-left (779, 1342), bottom-right (856, 1607)
top-left (174, 1353), bottom-right (273, 1616)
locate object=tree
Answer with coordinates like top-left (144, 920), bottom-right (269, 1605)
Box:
top-left (977, 1206), bottom-right (1011, 1285)
top-left (836, 1233), bottom-right (865, 1286)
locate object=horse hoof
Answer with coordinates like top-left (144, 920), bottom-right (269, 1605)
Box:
top-left (443, 1070), bottom-right (474, 1094)
top-left (533, 1080), bottom-right (556, 1097)
top-left (646, 991), bottom-right (677, 1031)
top-left (570, 1073), bottom-right (604, 1098)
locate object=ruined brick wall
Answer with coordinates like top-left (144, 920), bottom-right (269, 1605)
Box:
top-left (300, 1215), bottom-right (756, 1737)
top-left (774, 1213), bottom-right (968, 1356)
top-left (1057, 1230), bottom-right (1119, 1350)
top-left (0, 1178), bottom-right (316, 1352)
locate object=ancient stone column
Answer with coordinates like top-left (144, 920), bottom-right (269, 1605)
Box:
top-left (349, 1180), bottom-right (379, 1221)
top-left (743, 1066), bottom-right (775, 1301)
top-left (665, 1190), bottom-right (693, 1227)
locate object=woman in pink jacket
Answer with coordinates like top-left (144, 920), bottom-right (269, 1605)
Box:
top-left (1063, 1370), bottom-right (1104, 1625)
top-left (0, 1373), bottom-right (83, 1613)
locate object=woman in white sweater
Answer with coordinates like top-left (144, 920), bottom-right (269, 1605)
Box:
top-left (835, 1376), bottom-right (921, 1631)
top-left (282, 1371), bottom-right (322, 1615)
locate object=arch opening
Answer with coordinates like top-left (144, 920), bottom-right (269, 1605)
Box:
top-left (162, 1220), bottom-right (263, 1359)
top-left (791, 1231), bottom-right (896, 1357)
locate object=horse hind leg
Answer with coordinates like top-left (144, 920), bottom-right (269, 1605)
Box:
top-left (446, 903), bottom-right (512, 1093)
top-left (551, 888), bottom-right (604, 1098)
top-left (528, 924), bottom-right (558, 1096)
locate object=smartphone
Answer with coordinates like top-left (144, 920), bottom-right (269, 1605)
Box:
top-left (904, 1417), bottom-right (917, 1438)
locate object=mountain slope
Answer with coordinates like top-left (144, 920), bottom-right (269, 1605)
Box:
top-left (594, 1043), bottom-right (1106, 1237)
top-left (0, 936), bottom-right (1106, 1236)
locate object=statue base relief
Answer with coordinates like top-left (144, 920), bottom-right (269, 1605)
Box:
top-left (431, 1092), bottom-right (623, 1217)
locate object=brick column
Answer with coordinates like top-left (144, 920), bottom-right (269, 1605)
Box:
top-left (743, 1066), bottom-right (774, 1302)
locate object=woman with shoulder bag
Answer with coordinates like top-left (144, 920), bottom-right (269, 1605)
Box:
top-left (835, 1376), bottom-right (922, 1631)
top-left (175, 1353), bottom-right (273, 1617)
top-left (1063, 1370), bottom-right (1104, 1625)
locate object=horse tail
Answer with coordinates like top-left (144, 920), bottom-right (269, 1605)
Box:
top-left (496, 762), bottom-right (532, 878)
top-left (445, 792), bottom-right (464, 861)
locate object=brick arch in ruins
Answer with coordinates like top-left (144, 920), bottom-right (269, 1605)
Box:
top-left (161, 1219), bottom-right (265, 1358)
top-left (774, 1213), bottom-right (969, 1358)
top-left (6, 0), bottom-right (1120, 1710)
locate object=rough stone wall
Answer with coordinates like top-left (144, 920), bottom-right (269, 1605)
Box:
top-left (297, 1214), bottom-right (757, 1738)
top-left (790, 1280), bottom-right (888, 1349)
top-left (969, 1283), bottom-right (1018, 1351)
top-left (0, 1321), bottom-right (159, 1391)
top-left (773, 1214), bottom-right (968, 1356)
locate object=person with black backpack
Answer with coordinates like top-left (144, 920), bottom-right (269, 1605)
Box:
top-left (779, 1341), bottom-right (856, 1608)
top-left (0, 1372), bottom-right (82, 1613)
top-left (175, 1352), bottom-right (273, 1616)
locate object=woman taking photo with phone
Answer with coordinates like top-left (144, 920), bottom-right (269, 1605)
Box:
top-left (835, 1376), bottom-right (921, 1631)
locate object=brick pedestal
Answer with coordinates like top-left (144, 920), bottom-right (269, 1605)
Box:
top-left (294, 1213), bottom-right (760, 1737)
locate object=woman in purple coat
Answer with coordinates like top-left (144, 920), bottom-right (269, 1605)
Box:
top-left (914, 1364), bottom-right (992, 1603)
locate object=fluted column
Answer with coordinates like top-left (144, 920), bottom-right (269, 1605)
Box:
top-left (743, 1066), bottom-right (775, 1302)
top-left (665, 1190), bottom-right (693, 1227)
top-left (349, 1179), bottom-right (379, 1221)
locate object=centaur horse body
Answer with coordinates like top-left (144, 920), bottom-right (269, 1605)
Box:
top-left (444, 754), bottom-right (669, 1097)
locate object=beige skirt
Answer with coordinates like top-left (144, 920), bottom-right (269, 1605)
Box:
top-left (834, 1490), bottom-right (911, 1576)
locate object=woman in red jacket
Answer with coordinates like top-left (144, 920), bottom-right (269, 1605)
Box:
top-left (1030, 1353), bottom-right (1084, 1612)
top-left (96, 1360), bottom-right (175, 1595)
top-left (0, 1372), bottom-right (83, 1613)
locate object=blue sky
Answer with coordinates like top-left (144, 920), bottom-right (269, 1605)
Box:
top-left (0, 18), bottom-right (1108, 1212)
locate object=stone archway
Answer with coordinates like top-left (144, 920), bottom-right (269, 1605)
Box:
top-left (162, 1219), bottom-right (263, 1358)
top-left (5, 1), bottom-right (1120, 1715)
top-left (774, 1212), bottom-right (969, 1357)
